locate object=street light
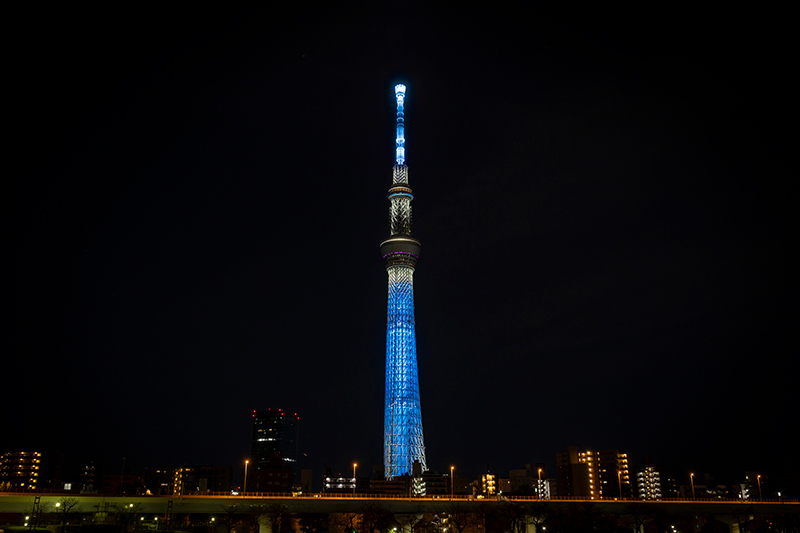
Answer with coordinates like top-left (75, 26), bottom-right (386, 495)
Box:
top-left (757, 475), bottom-right (762, 500)
top-left (353, 463), bottom-right (358, 496)
top-left (450, 466), bottom-right (455, 500)
top-left (690, 473), bottom-right (695, 500)
top-left (244, 460), bottom-right (249, 495)
top-left (617, 471), bottom-right (622, 500)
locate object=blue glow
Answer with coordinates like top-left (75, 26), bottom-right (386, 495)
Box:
top-left (384, 83), bottom-right (426, 479)
top-left (387, 191), bottom-right (413, 200)
top-left (384, 266), bottom-right (426, 478)
top-left (395, 85), bottom-right (406, 165)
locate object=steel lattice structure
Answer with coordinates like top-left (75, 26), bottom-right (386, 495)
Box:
top-left (380, 84), bottom-right (426, 479)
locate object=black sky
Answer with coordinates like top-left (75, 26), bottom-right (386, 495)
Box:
top-left (7, 5), bottom-right (793, 487)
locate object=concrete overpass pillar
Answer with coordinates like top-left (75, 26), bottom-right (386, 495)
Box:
top-left (716, 514), bottom-right (752, 533)
top-left (259, 518), bottom-right (272, 533)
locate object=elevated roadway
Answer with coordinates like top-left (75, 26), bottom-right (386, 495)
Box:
top-left (1, 492), bottom-right (798, 517)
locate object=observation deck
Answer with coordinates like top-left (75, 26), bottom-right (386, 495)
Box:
top-left (380, 235), bottom-right (421, 268)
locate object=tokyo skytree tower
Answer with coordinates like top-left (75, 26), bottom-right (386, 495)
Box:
top-left (380, 84), bottom-right (427, 479)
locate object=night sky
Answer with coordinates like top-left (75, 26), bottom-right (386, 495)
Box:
top-left (7, 6), bottom-right (792, 487)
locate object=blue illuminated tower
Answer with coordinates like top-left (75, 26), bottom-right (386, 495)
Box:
top-left (380, 84), bottom-right (426, 479)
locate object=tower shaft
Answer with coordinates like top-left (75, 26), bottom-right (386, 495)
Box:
top-left (381, 84), bottom-right (426, 479)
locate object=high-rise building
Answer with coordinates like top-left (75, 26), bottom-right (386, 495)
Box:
top-left (557, 446), bottom-right (590, 497)
top-left (250, 408), bottom-right (299, 481)
top-left (81, 461), bottom-right (99, 493)
top-left (557, 446), bottom-right (631, 499)
top-left (381, 84), bottom-right (426, 479)
top-left (0, 451), bottom-right (42, 491)
top-left (1, 451), bottom-right (64, 491)
top-left (636, 465), bottom-right (662, 500)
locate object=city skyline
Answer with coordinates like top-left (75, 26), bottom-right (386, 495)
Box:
top-left (1, 443), bottom-right (791, 500)
top-left (6, 5), bottom-right (791, 487)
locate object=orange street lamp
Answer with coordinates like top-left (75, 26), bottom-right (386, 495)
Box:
top-left (450, 466), bottom-right (455, 500)
top-left (757, 474), bottom-right (762, 500)
top-left (244, 460), bottom-right (249, 495)
top-left (617, 471), bottom-right (622, 500)
top-left (690, 473), bottom-right (695, 500)
top-left (353, 463), bottom-right (358, 496)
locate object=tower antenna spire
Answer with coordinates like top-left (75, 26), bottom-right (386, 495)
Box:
top-left (395, 84), bottom-right (406, 165)
top-left (380, 83), bottom-right (426, 481)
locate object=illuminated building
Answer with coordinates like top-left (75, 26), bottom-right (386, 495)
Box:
top-left (249, 408), bottom-right (299, 491)
top-left (80, 461), bottom-right (99, 493)
top-left (143, 467), bottom-right (174, 495)
top-left (557, 446), bottom-right (589, 497)
top-left (740, 472), bottom-right (768, 500)
top-left (507, 463), bottom-right (555, 499)
top-left (381, 83), bottom-right (426, 478)
top-left (482, 472), bottom-right (497, 496)
top-left (0, 451), bottom-right (41, 491)
top-left (419, 470), bottom-right (448, 495)
top-left (142, 465), bottom-right (231, 495)
top-left (322, 474), bottom-right (355, 493)
top-left (636, 465), bottom-right (662, 500)
top-left (251, 408), bottom-right (299, 471)
top-left (322, 466), bottom-right (357, 493)
top-left (535, 478), bottom-right (555, 499)
top-left (172, 465), bottom-right (231, 494)
top-left (409, 462), bottom-right (447, 496)
top-left (321, 466), bottom-right (367, 494)
top-left (557, 446), bottom-right (631, 499)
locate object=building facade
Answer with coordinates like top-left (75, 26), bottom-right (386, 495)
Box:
top-left (535, 478), bottom-right (555, 499)
top-left (249, 408), bottom-right (299, 491)
top-left (557, 446), bottom-right (631, 499)
top-left (0, 451), bottom-right (42, 491)
top-left (636, 465), bottom-right (662, 500)
top-left (173, 465), bottom-right (231, 494)
top-left (251, 409), bottom-right (299, 471)
top-left (0, 451), bottom-right (62, 491)
top-left (557, 446), bottom-right (590, 497)
top-left (509, 464), bottom-right (536, 494)
top-left (482, 472), bottom-right (498, 496)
